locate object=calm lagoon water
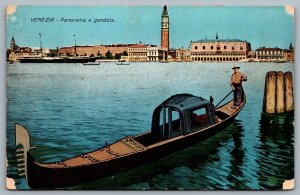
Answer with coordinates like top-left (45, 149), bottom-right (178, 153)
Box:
top-left (6, 62), bottom-right (294, 190)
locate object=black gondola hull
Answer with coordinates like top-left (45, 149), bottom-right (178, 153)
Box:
top-left (26, 109), bottom-right (240, 189)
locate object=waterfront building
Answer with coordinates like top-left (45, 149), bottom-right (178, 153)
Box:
top-left (248, 50), bottom-right (256, 59)
top-left (284, 49), bottom-right (294, 62)
top-left (10, 37), bottom-right (33, 54)
top-left (255, 47), bottom-right (284, 61)
top-left (128, 44), bottom-right (150, 62)
top-left (190, 36), bottom-right (251, 62)
top-left (161, 5), bottom-right (169, 52)
top-left (168, 49), bottom-right (177, 61)
top-left (30, 48), bottom-right (58, 57)
top-left (176, 48), bottom-right (191, 62)
top-left (59, 44), bottom-right (132, 58)
top-left (9, 48), bottom-right (36, 62)
top-left (283, 43), bottom-right (294, 62)
top-left (42, 48), bottom-right (59, 57)
top-left (8, 37), bottom-right (38, 61)
top-left (9, 36), bottom-right (57, 61)
top-left (147, 47), bottom-right (168, 62)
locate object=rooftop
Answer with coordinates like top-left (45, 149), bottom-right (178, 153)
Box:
top-left (162, 5), bottom-right (168, 16)
top-left (256, 47), bottom-right (283, 51)
top-left (59, 44), bottom-right (137, 49)
top-left (158, 94), bottom-right (209, 112)
top-left (129, 44), bottom-right (151, 48)
top-left (192, 39), bottom-right (247, 43)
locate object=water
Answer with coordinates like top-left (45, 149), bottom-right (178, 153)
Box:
top-left (6, 62), bottom-right (294, 190)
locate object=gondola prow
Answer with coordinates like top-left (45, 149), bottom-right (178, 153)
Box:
top-left (15, 124), bottom-right (32, 180)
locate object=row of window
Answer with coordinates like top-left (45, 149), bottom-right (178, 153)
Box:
top-left (192, 57), bottom-right (245, 61)
top-left (148, 57), bottom-right (159, 61)
top-left (128, 53), bottom-right (147, 56)
top-left (257, 50), bottom-right (282, 55)
top-left (257, 57), bottom-right (283, 59)
top-left (128, 57), bottom-right (147, 61)
top-left (130, 52), bottom-right (167, 56)
top-left (129, 57), bottom-right (166, 61)
top-left (148, 51), bottom-right (158, 55)
top-left (194, 45), bottom-right (244, 51)
top-left (191, 52), bottom-right (246, 56)
top-left (128, 48), bottom-right (148, 52)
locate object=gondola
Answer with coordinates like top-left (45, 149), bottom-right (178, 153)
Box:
top-left (15, 91), bottom-right (246, 189)
top-left (82, 62), bottom-right (100, 65)
top-left (116, 60), bottom-right (130, 65)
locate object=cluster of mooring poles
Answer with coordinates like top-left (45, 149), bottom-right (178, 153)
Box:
top-left (262, 72), bottom-right (294, 189)
top-left (262, 71), bottom-right (294, 115)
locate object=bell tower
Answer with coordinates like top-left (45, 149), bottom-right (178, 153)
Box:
top-left (11, 36), bottom-right (15, 52)
top-left (161, 5), bottom-right (169, 51)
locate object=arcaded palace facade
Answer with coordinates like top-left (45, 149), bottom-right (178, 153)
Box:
top-left (190, 37), bottom-right (251, 62)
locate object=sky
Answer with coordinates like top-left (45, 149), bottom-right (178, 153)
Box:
top-left (6, 5), bottom-right (294, 50)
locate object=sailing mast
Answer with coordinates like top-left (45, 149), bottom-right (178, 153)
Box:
top-left (39, 33), bottom-right (43, 57)
top-left (73, 34), bottom-right (77, 57)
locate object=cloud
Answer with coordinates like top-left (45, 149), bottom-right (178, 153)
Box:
top-left (285, 5), bottom-right (294, 16)
top-left (6, 5), bottom-right (16, 16)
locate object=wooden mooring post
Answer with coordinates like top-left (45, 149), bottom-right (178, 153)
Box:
top-left (263, 71), bottom-right (294, 115)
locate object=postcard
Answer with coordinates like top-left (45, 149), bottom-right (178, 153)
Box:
top-left (6, 5), bottom-right (294, 190)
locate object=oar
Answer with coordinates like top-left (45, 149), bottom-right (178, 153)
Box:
top-left (214, 90), bottom-right (233, 108)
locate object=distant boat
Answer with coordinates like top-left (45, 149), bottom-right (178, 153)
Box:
top-left (116, 60), bottom-right (130, 65)
top-left (274, 60), bottom-right (288, 63)
top-left (160, 60), bottom-right (169, 63)
top-left (82, 62), bottom-right (100, 65)
top-left (239, 58), bottom-right (259, 63)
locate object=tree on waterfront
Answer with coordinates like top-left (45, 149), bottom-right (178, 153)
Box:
top-left (122, 51), bottom-right (128, 56)
top-left (97, 51), bottom-right (103, 59)
top-left (114, 53), bottom-right (122, 59)
top-left (105, 51), bottom-right (113, 59)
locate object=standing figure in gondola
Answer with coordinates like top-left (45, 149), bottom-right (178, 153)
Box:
top-left (231, 65), bottom-right (247, 109)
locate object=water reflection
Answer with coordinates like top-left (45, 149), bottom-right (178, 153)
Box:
top-left (256, 113), bottom-right (294, 189)
top-left (226, 121), bottom-right (246, 189)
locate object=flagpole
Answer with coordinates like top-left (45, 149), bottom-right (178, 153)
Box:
top-left (73, 34), bottom-right (77, 56)
top-left (39, 33), bottom-right (42, 56)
